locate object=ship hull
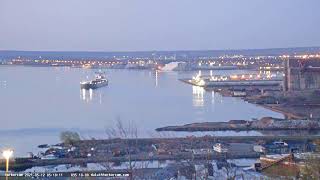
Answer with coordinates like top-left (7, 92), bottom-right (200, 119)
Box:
top-left (80, 80), bottom-right (108, 90)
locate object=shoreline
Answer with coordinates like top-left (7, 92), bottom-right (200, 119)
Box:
top-left (256, 104), bottom-right (306, 119)
top-left (156, 118), bottom-right (320, 132)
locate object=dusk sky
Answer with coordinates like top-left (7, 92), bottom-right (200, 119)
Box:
top-left (0, 0), bottom-right (320, 51)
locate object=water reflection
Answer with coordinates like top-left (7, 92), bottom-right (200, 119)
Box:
top-left (210, 90), bottom-right (214, 100)
top-left (80, 89), bottom-right (103, 103)
top-left (192, 86), bottom-right (204, 107)
top-left (0, 80), bottom-right (7, 88)
top-left (155, 70), bottom-right (159, 87)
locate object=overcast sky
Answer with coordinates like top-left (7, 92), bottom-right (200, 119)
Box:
top-left (0, 0), bottom-right (319, 51)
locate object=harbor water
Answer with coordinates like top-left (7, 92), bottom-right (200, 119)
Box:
top-left (0, 66), bottom-right (283, 156)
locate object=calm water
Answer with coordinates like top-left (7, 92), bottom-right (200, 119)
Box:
top-left (0, 66), bottom-right (283, 156)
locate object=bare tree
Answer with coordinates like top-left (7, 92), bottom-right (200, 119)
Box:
top-left (300, 155), bottom-right (320, 180)
top-left (223, 161), bottom-right (239, 180)
top-left (105, 117), bottom-right (139, 179)
top-left (300, 139), bottom-right (320, 179)
top-left (133, 161), bottom-right (151, 179)
top-left (60, 131), bottom-right (81, 145)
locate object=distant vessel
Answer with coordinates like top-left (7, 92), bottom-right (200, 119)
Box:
top-left (157, 62), bottom-right (186, 71)
top-left (80, 73), bottom-right (108, 89)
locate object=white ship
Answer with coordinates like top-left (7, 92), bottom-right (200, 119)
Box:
top-left (80, 73), bottom-right (108, 89)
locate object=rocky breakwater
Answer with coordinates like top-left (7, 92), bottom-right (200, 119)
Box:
top-left (156, 117), bottom-right (320, 132)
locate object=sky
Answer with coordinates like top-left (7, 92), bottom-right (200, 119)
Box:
top-left (0, 0), bottom-right (320, 51)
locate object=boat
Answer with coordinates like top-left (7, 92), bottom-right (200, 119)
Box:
top-left (80, 73), bottom-right (108, 89)
top-left (213, 143), bottom-right (229, 153)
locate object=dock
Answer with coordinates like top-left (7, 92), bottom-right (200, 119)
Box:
top-left (179, 78), bottom-right (282, 90)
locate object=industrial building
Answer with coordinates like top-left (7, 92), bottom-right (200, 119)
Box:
top-left (284, 58), bottom-right (320, 91)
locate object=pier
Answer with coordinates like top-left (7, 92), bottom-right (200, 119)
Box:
top-left (180, 73), bottom-right (283, 90)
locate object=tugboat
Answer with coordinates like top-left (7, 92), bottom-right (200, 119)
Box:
top-left (80, 73), bottom-right (108, 89)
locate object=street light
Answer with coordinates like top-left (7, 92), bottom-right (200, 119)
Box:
top-left (2, 149), bottom-right (13, 178)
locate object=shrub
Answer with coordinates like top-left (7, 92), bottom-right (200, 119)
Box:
top-left (60, 131), bottom-right (80, 145)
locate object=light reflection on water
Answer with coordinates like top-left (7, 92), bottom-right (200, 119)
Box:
top-left (80, 89), bottom-right (104, 104)
top-left (192, 86), bottom-right (205, 107)
top-left (211, 91), bottom-right (215, 105)
top-left (0, 80), bottom-right (7, 88)
top-left (155, 70), bottom-right (159, 87)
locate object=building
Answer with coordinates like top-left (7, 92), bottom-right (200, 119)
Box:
top-left (284, 58), bottom-right (320, 91)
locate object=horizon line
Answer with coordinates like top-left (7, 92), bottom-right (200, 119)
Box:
top-left (1, 46), bottom-right (320, 54)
